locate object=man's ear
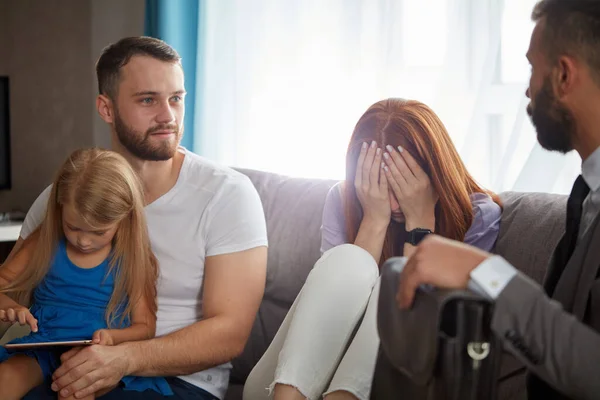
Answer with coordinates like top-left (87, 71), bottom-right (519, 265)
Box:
top-left (96, 94), bottom-right (114, 124)
top-left (554, 55), bottom-right (579, 99)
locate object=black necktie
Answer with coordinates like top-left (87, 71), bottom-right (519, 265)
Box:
top-left (545, 174), bottom-right (590, 296)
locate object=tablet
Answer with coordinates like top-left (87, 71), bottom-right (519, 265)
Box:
top-left (3, 340), bottom-right (93, 350)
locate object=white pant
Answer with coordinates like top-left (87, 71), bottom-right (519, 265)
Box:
top-left (244, 244), bottom-right (382, 400)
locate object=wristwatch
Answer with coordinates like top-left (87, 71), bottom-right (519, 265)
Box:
top-left (406, 228), bottom-right (433, 246)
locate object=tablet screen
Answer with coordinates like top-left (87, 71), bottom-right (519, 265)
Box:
top-left (3, 340), bottom-right (93, 349)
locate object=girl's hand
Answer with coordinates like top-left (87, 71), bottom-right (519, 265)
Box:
top-left (354, 141), bottom-right (391, 227)
top-left (0, 306), bottom-right (38, 332)
top-left (92, 329), bottom-right (114, 346)
top-left (383, 145), bottom-right (438, 231)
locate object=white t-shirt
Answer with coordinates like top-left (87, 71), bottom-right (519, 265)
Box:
top-left (20, 147), bottom-right (268, 399)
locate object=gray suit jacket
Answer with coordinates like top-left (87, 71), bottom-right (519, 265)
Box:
top-left (493, 211), bottom-right (600, 399)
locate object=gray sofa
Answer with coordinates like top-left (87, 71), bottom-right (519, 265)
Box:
top-left (0, 168), bottom-right (568, 400)
top-left (225, 168), bottom-right (567, 400)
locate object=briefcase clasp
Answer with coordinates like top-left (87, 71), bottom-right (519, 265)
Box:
top-left (467, 342), bottom-right (490, 370)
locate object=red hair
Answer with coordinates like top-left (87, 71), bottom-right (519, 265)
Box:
top-left (344, 98), bottom-right (501, 265)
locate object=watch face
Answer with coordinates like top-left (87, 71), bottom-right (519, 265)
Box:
top-left (409, 228), bottom-right (432, 245)
top-left (415, 230), bottom-right (429, 241)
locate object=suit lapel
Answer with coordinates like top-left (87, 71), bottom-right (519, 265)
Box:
top-left (552, 211), bottom-right (600, 319)
top-left (572, 212), bottom-right (600, 319)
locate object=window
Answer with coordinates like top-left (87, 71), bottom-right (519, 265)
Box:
top-left (198, 0), bottom-right (579, 194)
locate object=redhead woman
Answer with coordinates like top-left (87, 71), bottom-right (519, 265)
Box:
top-left (244, 98), bottom-right (502, 400)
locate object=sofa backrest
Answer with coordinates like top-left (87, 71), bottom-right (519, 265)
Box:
top-left (235, 168), bottom-right (338, 304)
top-left (495, 191), bottom-right (567, 284)
top-left (231, 168), bottom-right (568, 382)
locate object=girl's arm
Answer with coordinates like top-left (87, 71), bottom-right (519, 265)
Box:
top-left (0, 231), bottom-right (39, 301)
top-left (0, 230), bottom-right (38, 288)
top-left (94, 294), bottom-right (156, 346)
top-left (0, 289), bottom-right (23, 311)
top-left (0, 232), bottom-right (39, 330)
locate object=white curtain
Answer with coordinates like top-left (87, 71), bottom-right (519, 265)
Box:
top-left (195, 0), bottom-right (580, 194)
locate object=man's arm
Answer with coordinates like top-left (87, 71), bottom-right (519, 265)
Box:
top-left (96, 292), bottom-right (156, 346)
top-left (491, 268), bottom-right (600, 400)
top-left (51, 246), bottom-right (267, 398)
top-left (395, 235), bottom-right (600, 400)
top-left (126, 245), bottom-right (267, 375)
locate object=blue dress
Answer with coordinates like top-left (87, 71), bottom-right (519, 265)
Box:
top-left (0, 239), bottom-right (172, 396)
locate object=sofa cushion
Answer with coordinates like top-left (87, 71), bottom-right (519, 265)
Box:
top-left (496, 191), bottom-right (567, 284)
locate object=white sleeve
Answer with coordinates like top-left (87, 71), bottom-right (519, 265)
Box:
top-left (468, 255), bottom-right (518, 299)
top-left (204, 176), bottom-right (268, 257)
top-left (20, 185), bottom-right (52, 239)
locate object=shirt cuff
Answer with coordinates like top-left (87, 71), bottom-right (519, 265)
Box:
top-left (468, 255), bottom-right (518, 299)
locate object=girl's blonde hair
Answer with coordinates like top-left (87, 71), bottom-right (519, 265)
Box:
top-left (1, 148), bottom-right (158, 326)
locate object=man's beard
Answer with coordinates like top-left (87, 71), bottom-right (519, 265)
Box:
top-left (527, 77), bottom-right (575, 153)
top-left (114, 109), bottom-right (182, 161)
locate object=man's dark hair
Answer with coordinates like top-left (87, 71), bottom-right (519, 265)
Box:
top-left (532, 0), bottom-right (600, 83)
top-left (96, 36), bottom-right (181, 99)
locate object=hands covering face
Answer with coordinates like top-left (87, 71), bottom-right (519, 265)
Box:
top-left (355, 141), bottom-right (438, 230)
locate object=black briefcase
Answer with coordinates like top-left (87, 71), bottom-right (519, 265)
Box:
top-left (371, 257), bottom-right (502, 400)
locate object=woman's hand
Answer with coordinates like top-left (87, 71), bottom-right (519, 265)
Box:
top-left (383, 145), bottom-right (438, 231)
top-left (355, 141), bottom-right (391, 227)
top-left (92, 329), bottom-right (115, 346)
top-left (0, 306), bottom-right (38, 332)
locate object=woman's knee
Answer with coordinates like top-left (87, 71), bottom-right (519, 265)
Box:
top-left (312, 244), bottom-right (379, 288)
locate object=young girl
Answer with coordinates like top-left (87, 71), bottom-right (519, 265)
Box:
top-left (244, 98), bottom-right (503, 400)
top-left (0, 148), bottom-right (172, 399)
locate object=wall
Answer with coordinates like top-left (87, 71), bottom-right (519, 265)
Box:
top-left (91, 0), bottom-right (146, 149)
top-left (0, 0), bottom-right (145, 212)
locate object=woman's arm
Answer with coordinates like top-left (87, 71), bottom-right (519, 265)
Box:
top-left (321, 143), bottom-right (392, 264)
top-left (355, 217), bottom-right (389, 263)
top-left (402, 217), bottom-right (436, 259)
top-left (322, 182), bottom-right (389, 262)
top-left (401, 194), bottom-right (500, 257)
top-left (463, 193), bottom-right (502, 252)
top-left (352, 143), bottom-right (392, 263)
top-left (320, 183), bottom-right (348, 254)
top-left (382, 146), bottom-right (437, 259)
top-left (94, 294), bottom-right (156, 346)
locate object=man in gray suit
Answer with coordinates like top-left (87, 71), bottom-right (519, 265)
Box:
top-left (389, 1), bottom-right (600, 399)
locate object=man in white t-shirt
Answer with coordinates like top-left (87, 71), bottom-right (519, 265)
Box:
top-left (8, 37), bottom-right (268, 400)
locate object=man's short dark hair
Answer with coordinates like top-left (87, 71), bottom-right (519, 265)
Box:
top-left (532, 0), bottom-right (600, 84)
top-left (96, 36), bottom-right (181, 99)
